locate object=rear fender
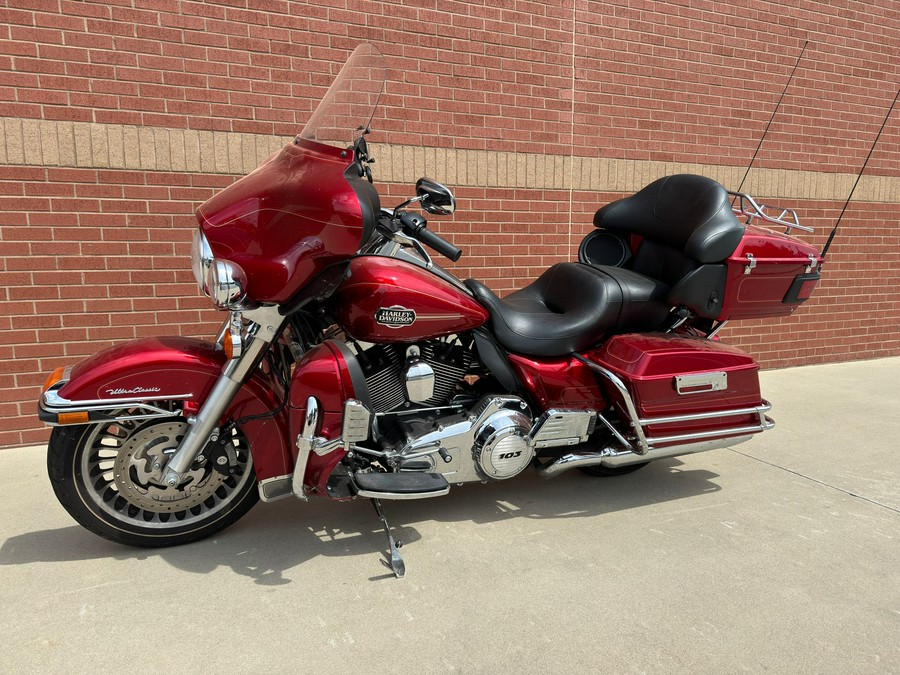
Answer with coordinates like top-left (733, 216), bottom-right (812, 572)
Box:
top-left (40, 336), bottom-right (291, 481)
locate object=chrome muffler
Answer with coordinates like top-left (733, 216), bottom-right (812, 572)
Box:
top-left (535, 434), bottom-right (754, 479)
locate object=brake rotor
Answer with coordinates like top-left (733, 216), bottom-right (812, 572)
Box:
top-left (112, 420), bottom-right (226, 513)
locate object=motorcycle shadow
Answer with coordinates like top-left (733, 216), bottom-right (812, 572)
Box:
top-left (0, 459), bottom-right (719, 584)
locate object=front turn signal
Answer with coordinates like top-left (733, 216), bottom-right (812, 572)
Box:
top-left (42, 367), bottom-right (66, 394)
top-left (223, 316), bottom-right (243, 360)
top-left (57, 411), bottom-right (90, 425)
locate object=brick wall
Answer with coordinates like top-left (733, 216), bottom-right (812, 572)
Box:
top-left (1, 0), bottom-right (899, 447)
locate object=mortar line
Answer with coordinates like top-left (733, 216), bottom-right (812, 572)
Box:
top-left (728, 447), bottom-right (900, 516)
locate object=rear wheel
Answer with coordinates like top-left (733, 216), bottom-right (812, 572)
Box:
top-left (47, 411), bottom-right (259, 548)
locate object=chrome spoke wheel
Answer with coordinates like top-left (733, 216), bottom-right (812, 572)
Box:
top-left (48, 402), bottom-right (260, 546)
top-left (80, 415), bottom-right (253, 528)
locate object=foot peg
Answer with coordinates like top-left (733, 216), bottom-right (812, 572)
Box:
top-left (354, 471), bottom-right (450, 500)
top-left (371, 498), bottom-right (405, 578)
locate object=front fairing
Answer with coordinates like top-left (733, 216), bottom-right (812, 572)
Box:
top-left (196, 140), bottom-right (368, 303)
top-left (194, 44), bottom-right (385, 305)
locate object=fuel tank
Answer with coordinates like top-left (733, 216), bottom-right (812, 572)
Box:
top-left (330, 256), bottom-right (489, 342)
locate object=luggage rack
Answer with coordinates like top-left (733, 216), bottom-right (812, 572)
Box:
top-left (728, 190), bottom-right (813, 236)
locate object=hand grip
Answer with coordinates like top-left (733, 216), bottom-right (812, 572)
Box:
top-left (399, 212), bottom-right (463, 262)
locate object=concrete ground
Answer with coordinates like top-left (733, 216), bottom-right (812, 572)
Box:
top-left (1, 357), bottom-right (898, 673)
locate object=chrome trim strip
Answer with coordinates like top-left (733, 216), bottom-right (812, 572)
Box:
top-left (647, 418), bottom-right (774, 446)
top-left (638, 401), bottom-right (772, 427)
top-left (258, 475), bottom-right (293, 502)
top-left (39, 380), bottom-right (191, 426)
top-left (356, 486), bottom-right (451, 500)
top-left (674, 370), bottom-right (727, 395)
top-left (41, 385), bottom-right (193, 412)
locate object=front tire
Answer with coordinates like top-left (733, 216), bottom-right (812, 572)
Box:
top-left (47, 414), bottom-right (259, 548)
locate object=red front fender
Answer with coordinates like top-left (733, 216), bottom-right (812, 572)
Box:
top-left (49, 336), bottom-right (292, 481)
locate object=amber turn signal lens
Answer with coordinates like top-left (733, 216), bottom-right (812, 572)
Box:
top-left (223, 330), bottom-right (234, 360)
top-left (42, 367), bottom-right (66, 394)
top-left (58, 411), bottom-right (90, 425)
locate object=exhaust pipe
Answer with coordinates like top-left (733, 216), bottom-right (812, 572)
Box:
top-left (535, 434), bottom-right (754, 479)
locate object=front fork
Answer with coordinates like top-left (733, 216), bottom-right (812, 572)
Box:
top-left (160, 306), bottom-right (285, 487)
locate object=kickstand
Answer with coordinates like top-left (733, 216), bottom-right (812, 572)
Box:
top-left (371, 498), bottom-right (405, 578)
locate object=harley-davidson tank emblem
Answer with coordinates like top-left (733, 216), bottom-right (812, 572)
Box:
top-left (105, 386), bottom-right (162, 396)
top-left (375, 306), bottom-right (417, 328)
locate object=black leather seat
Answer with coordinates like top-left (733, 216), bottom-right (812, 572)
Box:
top-left (593, 174), bottom-right (744, 264)
top-left (591, 174), bottom-right (745, 319)
top-left (465, 263), bottom-right (669, 357)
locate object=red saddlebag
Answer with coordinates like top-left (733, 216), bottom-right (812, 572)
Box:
top-left (586, 333), bottom-right (773, 448)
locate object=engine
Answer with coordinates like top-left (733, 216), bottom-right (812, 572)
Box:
top-left (392, 396), bottom-right (538, 482)
top-left (348, 340), bottom-right (597, 485)
top-left (354, 339), bottom-right (474, 412)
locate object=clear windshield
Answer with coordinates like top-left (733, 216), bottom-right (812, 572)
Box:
top-left (299, 43), bottom-right (386, 148)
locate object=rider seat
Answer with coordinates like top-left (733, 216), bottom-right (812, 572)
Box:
top-left (464, 263), bottom-right (670, 357)
top-left (465, 175), bottom-right (746, 357)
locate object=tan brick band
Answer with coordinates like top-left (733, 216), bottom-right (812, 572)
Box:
top-left (1, 117), bottom-right (897, 203)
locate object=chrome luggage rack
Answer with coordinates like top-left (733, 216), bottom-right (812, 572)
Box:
top-left (727, 190), bottom-right (813, 236)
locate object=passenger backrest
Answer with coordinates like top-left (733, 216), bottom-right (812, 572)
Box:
top-left (592, 174), bottom-right (744, 319)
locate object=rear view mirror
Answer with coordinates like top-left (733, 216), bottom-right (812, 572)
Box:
top-left (416, 177), bottom-right (456, 216)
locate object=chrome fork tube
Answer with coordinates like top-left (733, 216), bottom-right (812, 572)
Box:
top-left (160, 321), bottom-right (275, 488)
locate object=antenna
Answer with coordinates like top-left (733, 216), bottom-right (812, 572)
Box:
top-left (821, 86), bottom-right (900, 259)
top-left (735, 40), bottom-right (809, 196)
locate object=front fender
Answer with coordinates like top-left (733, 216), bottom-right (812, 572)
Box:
top-left (39, 336), bottom-right (291, 481)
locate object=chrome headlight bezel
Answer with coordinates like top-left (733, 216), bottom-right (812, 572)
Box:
top-left (209, 259), bottom-right (248, 310)
top-left (191, 228), bottom-right (214, 296)
top-left (191, 229), bottom-right (250, 310)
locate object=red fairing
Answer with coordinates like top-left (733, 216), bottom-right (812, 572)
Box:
top-left (57, 337), bottom-right (292, 481)
top-left (506, 353), bottom-right (606, 410)
top-left (587, 333), bottom-right (763, 443)
top-left (288, 341), bottom-right (357, 497)
top-left (330, 256), bottom-right (489, 342)
top-left (196, 139), bottom-right (365, 304)
top-left (718, 224), bottom-right (823, 321)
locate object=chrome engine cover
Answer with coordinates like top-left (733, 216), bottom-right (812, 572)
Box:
top-left (396, 395), bottom-right (531, 484)
top-left (390, 396), bottom-right (597, 484)
top-left (472, 409), bottom-right (534, 480)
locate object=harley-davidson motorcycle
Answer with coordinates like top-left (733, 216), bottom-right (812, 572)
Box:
top-left (38, 44), bottom-right (827, 577)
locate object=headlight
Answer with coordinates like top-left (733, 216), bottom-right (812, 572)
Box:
top-left (191, 229), bottom-right (249, 310)
top-left (209, 259), bottom-right (248, 310)
top-left (191, 228), bottom-right (214, 296)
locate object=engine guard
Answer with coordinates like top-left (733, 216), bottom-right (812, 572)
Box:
top-left (38, 336), bottom-right (292, 482)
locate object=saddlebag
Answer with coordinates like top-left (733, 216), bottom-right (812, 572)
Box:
top-left (586, 333), bottom-right (773, 449)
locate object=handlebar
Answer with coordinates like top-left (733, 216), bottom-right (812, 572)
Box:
top-left (398, 212), bottom-right (463, 262)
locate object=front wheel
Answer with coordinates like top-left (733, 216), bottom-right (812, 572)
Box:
top-left (47, 413), bottom-right (259, 548)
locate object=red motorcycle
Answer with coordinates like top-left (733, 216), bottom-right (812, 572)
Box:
top-left (38, 44), bottom-right (825, 577)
